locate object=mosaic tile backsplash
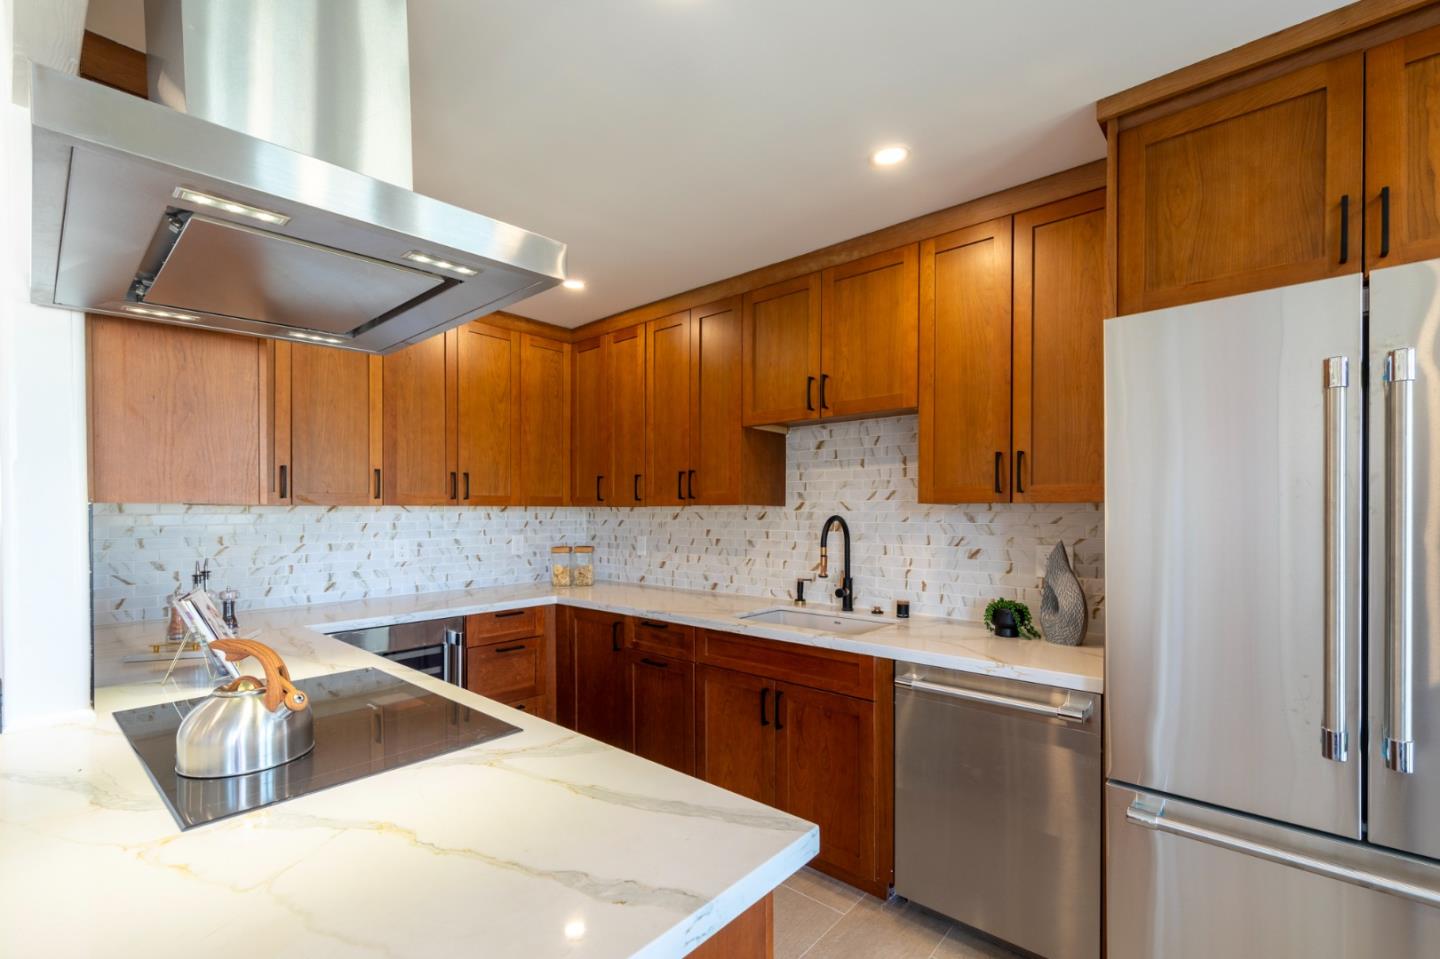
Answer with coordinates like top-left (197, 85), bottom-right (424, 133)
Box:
top-left (91, 415), bottom-right (1104, 635)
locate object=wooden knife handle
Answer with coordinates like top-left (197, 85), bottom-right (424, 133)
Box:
top-left (209, 639), bottom-right (309, 713)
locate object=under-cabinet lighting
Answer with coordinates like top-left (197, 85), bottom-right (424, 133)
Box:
top-left (870, 145), bottom-right (910, 167)
top-left (562, 278), bottom-right (586, 290)
top-left (122, 305), bottom-right (201, 322)
top-left (173, 188), bottom-right (291, 226)
top-left (401, 250), bottom-right (479, 277)
top-left (289, 331), bottom-right (346, 345)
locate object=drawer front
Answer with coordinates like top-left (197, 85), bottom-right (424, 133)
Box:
top-left (466, 607), bottom-right (540, 645)
top-left (698, 629), bottom-right (876, 700)
top-left (466, 636), bottom-right (543, 700)
top-left (632, 619), bottom-right (695, 659)
top-left (505, 694), bottom-right (546, 718)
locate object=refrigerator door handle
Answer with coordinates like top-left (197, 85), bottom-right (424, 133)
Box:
top-left (1125, 797), bottom-right (1440, 908)
top-left (1322, 356), bottom-right (1349, 762)
top-left (1384, 348), bottom-right (1417, 774)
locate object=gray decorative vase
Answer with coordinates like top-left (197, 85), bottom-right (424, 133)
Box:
top-left (1038, 542), bottom-right (1087, 647)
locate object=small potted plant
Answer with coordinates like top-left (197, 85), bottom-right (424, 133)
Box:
top-left (984, 598), bottom-right (1041, 639)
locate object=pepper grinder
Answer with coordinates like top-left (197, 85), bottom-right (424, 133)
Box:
top-left (219, 587), bottom-right (240, 632)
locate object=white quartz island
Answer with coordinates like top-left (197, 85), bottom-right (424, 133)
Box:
top-left (0, 610), bottom-right (818, 958)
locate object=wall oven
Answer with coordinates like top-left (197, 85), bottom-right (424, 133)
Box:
top-left (329, 617), bottom-right (466, 687)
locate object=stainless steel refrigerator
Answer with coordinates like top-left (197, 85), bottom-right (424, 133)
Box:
top-left (1105, 260), bottom-right (1440, 957)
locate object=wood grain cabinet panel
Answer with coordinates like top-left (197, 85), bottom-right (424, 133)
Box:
top-left (88, 316), bottom-right (263, 505)
top-left (696, 665), bottom-right (775, 805)
top-left (1116, 53), bottom-right (1363, 314)
top-left (646, 310), bottom-right (693, 506)
top-left (918, 218), bottom-right (1013, 504)
top-left (457, 322), bottom-right (521, 506)
top-left (1366, 23), bottom-right (1440, 268)
top-left (270, 342), bottom-right (382, 506)
top-left (517, 334), bottom-right (571, 506)
top-left (571, 610), bottom-right (633, 750)
top-left (608, 325), bottom-right (647, 506)
top-left (467, 636), bottom-right (544, 702)
top-left (630, 654), bottom-right (696, 775)
top-left (1013, 192), bottom-right (1107, 503)
top-left (571, 335), bottom-right (609, 506)
top-left (820, 245), bottom-right (919, 418)
top-left (383, 331), bottom-right (457, 505)
top-left (741, 274), bottom-right (821, 426)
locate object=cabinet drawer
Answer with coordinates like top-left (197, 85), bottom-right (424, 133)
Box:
top-left (632, 619), bottom-right (695, 659)
top-left (699, 629), bottom-right (877, 700)
top-left (504, 695), bottom-right (546, 717)
top-left (466, 607), bottom-right (540, 645)
top-left (466, 636), bottom-right (544, 700)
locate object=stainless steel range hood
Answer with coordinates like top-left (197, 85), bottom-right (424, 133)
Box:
top-left (29, 0), bottom-right (566, 354)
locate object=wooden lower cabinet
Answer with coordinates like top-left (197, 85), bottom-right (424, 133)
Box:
top-left (571, 609), bottom-right (633, 750)
top-left (688, 892), bottom-right (773, 959)
top-left (630, 653), bottom-right (696, 775)
top-left (696, 666), bottom-right (776, 804)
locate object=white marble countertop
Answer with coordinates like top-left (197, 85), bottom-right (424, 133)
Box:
top-left (1, 609), bottom-right (819, 958)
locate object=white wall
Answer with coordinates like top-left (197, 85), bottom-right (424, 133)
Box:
top-left (2, 0), bottom-right (95, 730)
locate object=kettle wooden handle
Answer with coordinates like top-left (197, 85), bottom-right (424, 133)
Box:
top-left (209, 639), bottom-right (308, 712)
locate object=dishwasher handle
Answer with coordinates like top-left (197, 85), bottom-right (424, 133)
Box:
top-left (896, 674), bottom-right (1093, 723)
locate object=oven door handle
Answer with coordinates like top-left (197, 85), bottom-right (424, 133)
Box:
top-left (443, 628), bottom-right (466, 688)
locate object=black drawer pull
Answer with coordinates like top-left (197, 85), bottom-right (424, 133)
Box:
top-left (278, 464), bottom-right (289, 499)
top-left (639, 620), bottom-right (669, 630)
top-left (493, 644), bottom-right (525, 654)
top-left (677, 470), bottom-right (685, 499)
top-left (374, 467), bottom-right (382, 499)
top-left (1015, 450), bottom-right (1026, 494)
top-left (774, 689), bottom-right (785, 731)
top-left (463, 471), bottom-right (471, 500)
top-left (633, 473), bottom-right (642, 502)
top-left (806, 375), bottom-right (815, 411)
top-left (1380, 185), bottom-right (1391, 259)
top-left (687, 469), bottom-right (696, 500)
top-left (640, 657), bottom-right (669, 669)
top-left (760, 687), bottom-right (770, 727)
top-left (819, 373), bottom-right (829, 410)
top-left (596, 474), bottom-right (604, 503)
top-left (450, 471), bottom-right (458, 500)
top-left (493, 610), bottom-right (525, 619)
top-left (1338, 194), bottom-right (1350, 265)
top-left (514, 702), bottom-right (528, 711)
top-left (993, 451), bottom-right (1003, 494)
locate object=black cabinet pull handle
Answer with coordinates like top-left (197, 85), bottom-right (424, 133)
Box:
top-left (374, 468), bottom-right (382, 500)
top-left (993, 451), bottom-right (1003, 494)
top-left (596, 474), bottom-right (604, 503)
top-left (760, 687), bottom-right (770, 727)
top-left (278, 464), bottom-right (288, 499)
top-left (463, 471), bottom-right (470, 500)
top-left (634, 473), bottom-right (642, 502)
top-left (639, 620), bottom-right (669, 630)
top-left (610, 620), bottom-right (622, 652)
top-left (677, 470), bottom-right (685, 500)
top-left (1380, 186), bottom-right (1391, 259)
top-left (640, 657), bottom-right (669, 669)
top-left (774, 690), bottom-right (784, 731)
top-left (493, 644), bottom-right (525, 654)
top-left (494, 609), bottom-right (525, 618)
top-left (806, 375), bottom-right (816, 411)
top-left (1338, 194), bottom-right (1349, 265)
top-left (514, 703), bottom-right (528, 711)
top-left (450, 471), bottom-right (458, 500)
top-left (819, 373), bottom-right (830, 410)
top-left (1015, 450), bottom-right (1026, 494)
top-left (687, 469), bottom-right (696, 500)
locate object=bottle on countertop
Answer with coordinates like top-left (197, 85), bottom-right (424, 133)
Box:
top-left (220, 587), bottom-right (240, 632)
top-left (165, 584), bottom-right (188, 643)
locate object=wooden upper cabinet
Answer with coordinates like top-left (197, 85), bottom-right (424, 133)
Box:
top-left (383, 331), bottom-right (457, 506)
top-left (270, 342), bottom-right (383, 506)
top-left (457, 322), bottom-right (521, 506)
top-left (571, 336), bottom-right (609, 506)
top-left (608, 325), bottom-right (647, 506)
top-left (1014, 192), bottom-right (1107, 503)
top-left (1366, 23), bottom-right (1440, 268)
top-left (742, 274), bottom-right (821, 426)
top-left (646, 310), bottom-right (692, 506)
top-left (88, 316), bottom-right (263, 505)
top-left (918, 218), bottom-right (1013, 504)
top-left (517, 334), bottom-right (571, 506)
top-left (1116, 53), bottom-right (1363, 314)
top-left (820, 245), bottom-right (919, 418)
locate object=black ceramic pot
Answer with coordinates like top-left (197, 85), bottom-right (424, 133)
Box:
top-left (992, 607), bottom-right (1020, 637)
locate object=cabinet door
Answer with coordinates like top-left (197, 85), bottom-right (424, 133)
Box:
top-left (773, 682), bottom-right (877, 885)
top-left (609, 325), bottom-right (647, 506)
top-left (383, 331), bottom-right (457, 505)
top-left (645, 310), bottom-right (692, 506)
top-left (276, 342), bottom-right (383, 506)
top-left (631, 654), bottom-right (696, 775)
top-left (820, 245), bottom-right (919, 418)
top-left (918, 218), bottom-right (1013, 504)
top-left (517, 334), bottom-right (571, 506)
top-left (1013, 192), bottom-right (1107, 503)
top-left (88, 316), bottom-right (263, 505)
top-left (571, 335), bottom-right (609, 506)
top-left (696, 666), bottom-right (775, 804)
top-left (572, 611), bottom-right (633, 750)
top-left (1366, 24), bottom-right (1440, 268)
top-left (456, 322), bottom-right (520, 506)
top-left (742, 273), bottom-right (821, 426)
top-left (690, 297), bottom-right (742, 504)
top-left (1117, 53), bottom-right (1363, 314)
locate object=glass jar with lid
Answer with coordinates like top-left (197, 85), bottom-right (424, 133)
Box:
top-left (573, 546), bottom-right (594, 587)
top-left (550, 546), bottom-right (573, 587)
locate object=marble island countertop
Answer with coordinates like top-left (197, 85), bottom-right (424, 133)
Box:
top-left (1, 606), bottom-right (820, 958)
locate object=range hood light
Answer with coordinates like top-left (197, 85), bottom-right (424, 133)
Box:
top-left (122, 305), bottom-right (201, 322)
top-left (401, 250), bottom-right (480, 277)
top-left (289, 331), bottom-right (346, 345)
top-left (173, 188), bottom-right (291, 226)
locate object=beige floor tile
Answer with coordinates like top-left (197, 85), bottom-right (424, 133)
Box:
top-left (929, 923), bottom-right (1027, 959)
top-left (782, 867), bottom-right (866, 914)
top-left (801, 895), bottom-right (951, 959)
top-left (774, 885), bottom-right (846, 959)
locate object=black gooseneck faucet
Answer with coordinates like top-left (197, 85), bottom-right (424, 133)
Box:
top-left (817, 514), bottom-right (855, 612)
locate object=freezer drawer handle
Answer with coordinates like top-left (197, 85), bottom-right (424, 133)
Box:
top-left (1125, 797), bottom-right (1440, 909)
top-left (1321, 356), bottom-right (1349, 763)
top-left (895, 675), bottom-right (1092, 722)
top-left (1383, 347), bottom-right (1416, 775)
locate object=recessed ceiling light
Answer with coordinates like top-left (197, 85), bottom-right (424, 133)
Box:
top-left (173, 188), bottom-right (291, 225)
top-left (562, 279), bottom-right (586, 291)
top-left (121, 305), bottom-right (201, 322)
top-left (401, 250), bottom-right (480, 277)
top-left (870, 145), bottom-right (910, 167)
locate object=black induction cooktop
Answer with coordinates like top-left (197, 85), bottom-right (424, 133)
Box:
top-left (113, 667), bottom-right (520, 830)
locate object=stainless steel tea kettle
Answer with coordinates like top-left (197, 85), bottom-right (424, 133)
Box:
top-left (175, 639), bottom-right (315, 779)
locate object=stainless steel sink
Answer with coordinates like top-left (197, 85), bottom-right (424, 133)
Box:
top-left (738, 606), bottom-right (889, 635)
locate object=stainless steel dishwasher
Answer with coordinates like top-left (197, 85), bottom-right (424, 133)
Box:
top-left (895, 661), bottom-right (1101, 959)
